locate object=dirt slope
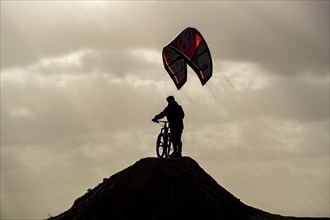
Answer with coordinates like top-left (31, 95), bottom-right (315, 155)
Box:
top-left (49, 157), bottom-right (328, 220)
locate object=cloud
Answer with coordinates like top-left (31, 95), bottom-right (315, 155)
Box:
top-left (208, 1), bottom-right (329, 77)
top-left (2, 1), bottom-right (328, 78)
top-left (242, 76), bottom-right (329, 122)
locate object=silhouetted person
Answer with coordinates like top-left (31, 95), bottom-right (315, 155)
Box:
top-left (152, 96), bottom-right (185, 157)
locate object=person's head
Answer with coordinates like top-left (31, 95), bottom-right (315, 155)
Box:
top-left (166, 96), bottom-right (175, 103)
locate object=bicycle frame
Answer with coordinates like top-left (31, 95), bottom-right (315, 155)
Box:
top-left (158, 121), bottom-right (170, 137)
top-left (154, 120), bottom-right (172, 158)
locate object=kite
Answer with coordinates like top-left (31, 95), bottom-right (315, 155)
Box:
top-left (162, 27), bottom-right (213, 90)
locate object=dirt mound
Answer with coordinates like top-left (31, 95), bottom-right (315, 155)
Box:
top-left (49, 157), bottom-right (328, 220)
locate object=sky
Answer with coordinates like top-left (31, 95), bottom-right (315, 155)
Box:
top-left (0, 1), bottom-right (329, 219)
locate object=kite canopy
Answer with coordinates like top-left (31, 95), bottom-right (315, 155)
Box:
top-left (162, 27), bottom-right (213, 90)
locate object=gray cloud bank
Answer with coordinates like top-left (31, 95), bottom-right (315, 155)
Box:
top-left (2, 1), bottom-right (329, 76)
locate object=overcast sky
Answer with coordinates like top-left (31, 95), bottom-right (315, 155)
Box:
top-left (1, 1), bottom-right (329, 219)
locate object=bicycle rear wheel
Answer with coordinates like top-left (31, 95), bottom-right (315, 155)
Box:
top-left (165, 138), bottom-right (173, 157)
top-left (156, 133), bottom-right (166, 158)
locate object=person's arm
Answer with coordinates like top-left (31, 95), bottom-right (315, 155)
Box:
top-left (153, 107), bottom-right (167, 120)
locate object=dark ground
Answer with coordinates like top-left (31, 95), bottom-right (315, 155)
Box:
top-left (49, 157), bottom-right (329, 220)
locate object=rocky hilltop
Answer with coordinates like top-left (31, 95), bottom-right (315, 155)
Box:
top-left (49, 157), bottom-right (328, 220)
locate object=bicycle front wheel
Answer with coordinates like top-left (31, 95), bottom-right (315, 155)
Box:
top-left (156, 133), bottom-right (167, 158)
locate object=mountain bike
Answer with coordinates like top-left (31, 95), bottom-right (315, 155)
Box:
top-left (153, 120), bottom-right (173, 158)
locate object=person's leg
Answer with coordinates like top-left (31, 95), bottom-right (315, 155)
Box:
top-left (176, 129), bottom-right (183, 157)
top-left (171, 129), bottom-right (183, 157)
top-left (170, 130), bottom-right (179, 156)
